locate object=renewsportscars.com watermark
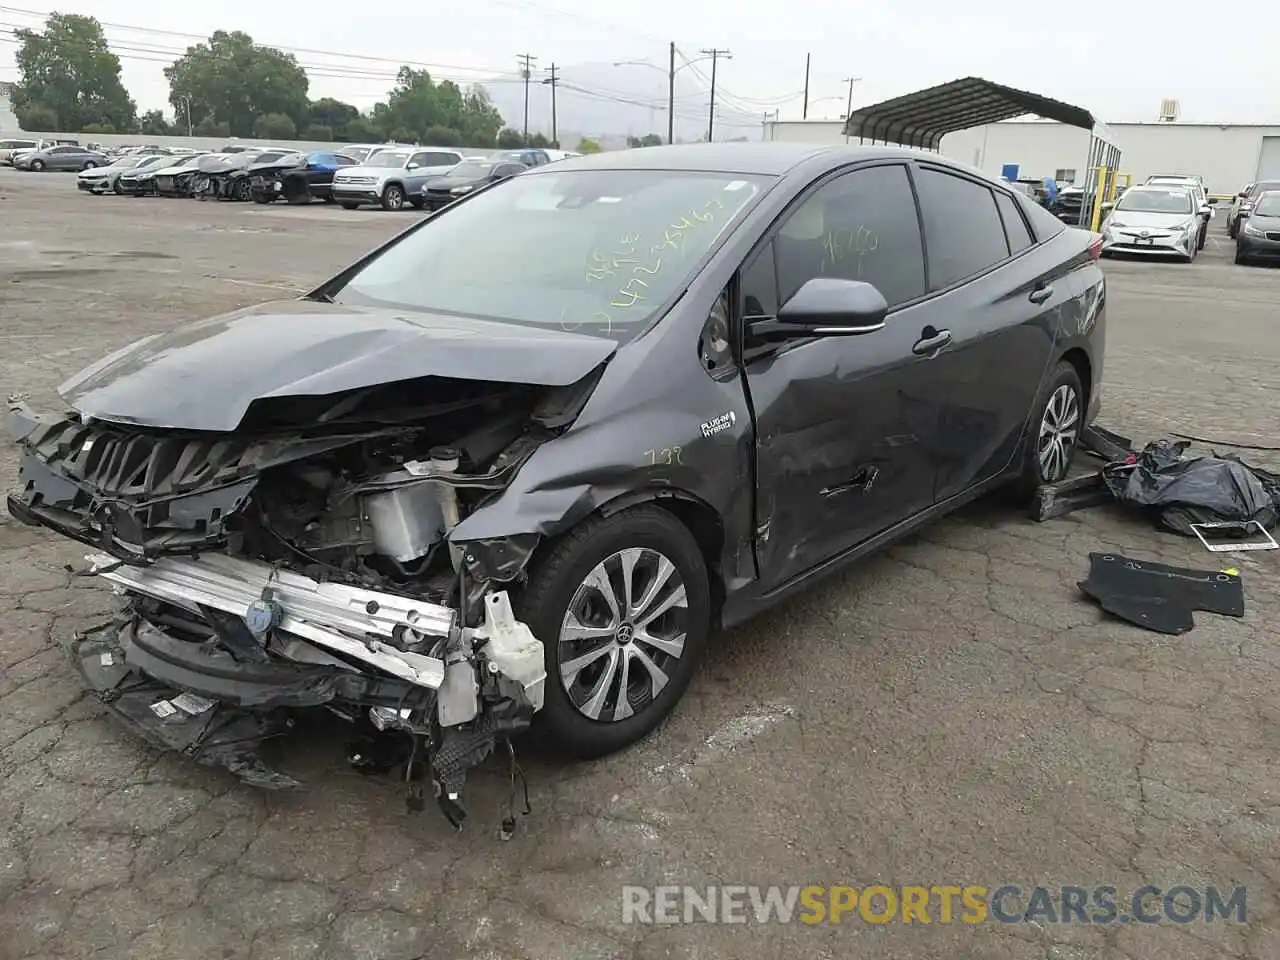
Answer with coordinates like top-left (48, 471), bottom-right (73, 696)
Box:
top-left (621, 885), bottom-right (1248, 926)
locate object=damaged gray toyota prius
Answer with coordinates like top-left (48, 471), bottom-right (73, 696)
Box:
top-left (7, 143), bottom-right (1105, 829)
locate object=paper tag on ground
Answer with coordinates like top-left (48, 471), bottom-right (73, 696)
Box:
top-left (99, 652), bottom-right (114, 666)
top-left (150, 699), bottom-right (178, 719)
top-left (171, 692), bottom-right (216, 715)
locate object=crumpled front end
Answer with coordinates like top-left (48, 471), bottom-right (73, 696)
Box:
top-left (4, 373), bottom-right (598, 830)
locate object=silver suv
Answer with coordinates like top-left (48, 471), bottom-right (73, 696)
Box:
top-left (330, 147), bottom-right (464, 211)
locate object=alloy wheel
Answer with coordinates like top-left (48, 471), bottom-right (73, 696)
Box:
top-left (557, 547), bottom-right (689, 723)
top-left (1037, 383), bottom-right (1080, 483)
top-left (384, 185), bottom-right (404, 210)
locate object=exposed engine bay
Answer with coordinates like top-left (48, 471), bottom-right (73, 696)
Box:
top-left (6, 372), bottom-right (598, 832)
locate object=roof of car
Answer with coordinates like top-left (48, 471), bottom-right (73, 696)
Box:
top-left (537, 142), bottom-right (927, 176)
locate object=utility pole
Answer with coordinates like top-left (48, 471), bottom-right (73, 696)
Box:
top-left (700, 48), bottom-right (731, 142)
top-left (517, 53), bottom-right (538, 141)
top-left (542, 64), bottom-right (560, 147)
top-left (667, 41), bottom-right (675, 144)
top-left (802, 54), bottom-right (810, 119)
top-left (842, 76), bottom-right (859, 143)
top-left (182, 96), bottom-right (193, 136)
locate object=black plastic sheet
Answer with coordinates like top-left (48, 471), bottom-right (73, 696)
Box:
top-left (1103, 440), bottom-right (1280, 536)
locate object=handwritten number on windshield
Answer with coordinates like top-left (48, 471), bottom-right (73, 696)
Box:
top-left (567, 199), bottom-right (727, 331)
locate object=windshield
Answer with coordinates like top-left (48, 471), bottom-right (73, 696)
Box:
top-left (1249, 182), bottom-right (1280, 199)
top-left (365, 150), bottom-right (413, 167)
top-left (108, 156), bottom-right (142, 169)
top-left (1254, 194), bottom-right (1280, 217)
top-left (332, 169), bottom-right (769, 342)
top-left (1115, 188), bottom-right (1194, 215)
top-left (450, 161), bottom-right (495, 178)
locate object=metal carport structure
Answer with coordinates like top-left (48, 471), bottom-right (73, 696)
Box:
top-left (841, 77), bottom-right (1122, 230)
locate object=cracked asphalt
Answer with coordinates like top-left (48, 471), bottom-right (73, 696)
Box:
top-left (1, 168), bottom-right (1278, 960)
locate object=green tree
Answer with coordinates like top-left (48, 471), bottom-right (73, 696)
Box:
top-left (139, 110), bottom-right (172, 135)
top-left (577, 137), bottom-right (602, 154)
top-left (255, 112), bottom-right (297, 140)
top-left (627, 133), bottom-right (663, 147)
top-left (193, 117), bottom-right (231, 138)
top-left (528, 132), bottom-right (552, 148)
top-left (344, 115), bottom-right (382, 143)
top-left (81, 122), bottom-right (115, 134)
top-left (307, 98), bottom-right (358, 139)
top-left (164, 31), bottom-right (309, 138)
top-left (421, 125), bottom-right (462, 147)
top-left (365, 69), bottom-right (504, 147)
top-left (302, 123), bottom-right (333, 141)
top-left (18, 103), bottom-right (57, 131)
top-left (11, 13), bottom-right (137, 132)
top-left (497, 129), bottom-right (525, 149)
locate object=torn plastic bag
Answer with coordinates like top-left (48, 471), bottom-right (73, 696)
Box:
top-left (1102, 439), bottom-right (1280, 536)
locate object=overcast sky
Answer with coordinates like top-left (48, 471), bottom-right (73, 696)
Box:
top-left (1, 0), bottom-right (1277, 126)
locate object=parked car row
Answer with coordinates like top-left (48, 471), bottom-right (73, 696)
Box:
top-left (62, 141), bottom-right (580, 211)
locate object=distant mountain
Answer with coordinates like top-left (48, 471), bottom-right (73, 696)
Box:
top-left (479, 60), bottom-right (764, 145)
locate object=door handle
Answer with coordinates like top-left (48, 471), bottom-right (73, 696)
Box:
top-left (1029, 284), bottom-right (1054, 304)
top-left (912, 328), bottom-right (953, 356)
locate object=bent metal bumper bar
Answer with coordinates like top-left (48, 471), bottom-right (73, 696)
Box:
top-left (86, 552), bottom-right (450, 688)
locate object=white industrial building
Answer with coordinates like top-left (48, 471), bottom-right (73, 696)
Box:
top-left (764, 117), bottom-right (1280, 196)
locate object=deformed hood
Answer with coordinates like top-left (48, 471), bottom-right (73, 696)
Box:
top-left (59, 300), bottom-right (618, 432)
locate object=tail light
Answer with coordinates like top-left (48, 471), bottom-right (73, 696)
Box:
top-left (1087, 233), bottom-right (1103, 260)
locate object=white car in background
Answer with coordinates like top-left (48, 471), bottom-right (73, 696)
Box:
top-left (330, 147), bottom-right (464, 211)
top-left (1144, 175), bottom-right (1214, 249)
top-left (77, 153), bottom-right (172, 195)
top-left (1100, 185), bottom-right (1206, 263)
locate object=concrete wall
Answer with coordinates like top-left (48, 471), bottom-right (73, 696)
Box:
top-left (763, 118), bottom-right (1280, 196)
top-left (0, 128), bottom-right (504, 157)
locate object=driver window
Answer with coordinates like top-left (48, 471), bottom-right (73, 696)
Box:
top-left (771, 164), bottom-right (927, 309)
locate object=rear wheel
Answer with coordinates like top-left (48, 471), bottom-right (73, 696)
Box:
top-left (518, 506), bottom-right (710, 759)
top-left (112, 179), bottom-right (123, 195)
top-left (82, 160), bottom-right (98, 171)
top-left (1011, 360), bottom-right (1084, 497)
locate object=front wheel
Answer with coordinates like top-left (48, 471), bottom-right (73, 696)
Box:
top-left (1228, 220), bottom-right (1238, 239)
top-left (1011, 360), bottom-right (1084, 497)
top-left (380, 183), bottom-right (405, 211)
top-left (518, 505), bottom-right (711, 759)
top-left (1235, 247), bottom-right (1249, 265)
top-left (82, 160), bottom-right (97, 171)
top-left (30, 159), bottom-right (44, 171)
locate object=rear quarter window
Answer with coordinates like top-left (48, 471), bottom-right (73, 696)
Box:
top-left (1015, 191), bottom-right (1067, 243)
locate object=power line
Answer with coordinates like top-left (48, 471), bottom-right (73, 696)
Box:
top-left (542, 62), bottom-right (558, 146)
top-left (698, 48), bottom-right (730, 141)
top-left (516, 52), bottom-right (536, 139)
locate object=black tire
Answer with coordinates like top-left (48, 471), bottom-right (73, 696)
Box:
top-left (82, 160), bottom-right (97, 171)
top-left (1228, 220), bottom-right (1238, 239)
top-left (518, 505), bottom-right (711, 759)
top-left (409, 197), bottom-right (425, 210)
top-left (112, 180), bottom-right (123, 195)
top-left (252, 194), bottom-right (273, 204)
top-left (339, 201), bottom-right (359, 210)
top-left (1011, 359), bottom-right (1085, 498)
top-left (1235, 247), bottom-right (1248, 265)
top-left (285, 180), bottom-right (312, 205)
top-left (233, 179), bottom-right (251, 201)
top-left (30, 159), bottom-right (44, 171)
top-left (380, 183), bottom-right (405, 211)
top-left (1196, 224), bottom-right (1207, 251)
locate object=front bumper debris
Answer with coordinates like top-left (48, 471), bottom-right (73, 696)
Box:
top-left (65, 551), bottom-right (546, 831)
top-left (88, 552), bottom-right (452, 686)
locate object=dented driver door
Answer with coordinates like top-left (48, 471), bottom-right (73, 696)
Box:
top-left (738, 162), bottom-right (943, 592)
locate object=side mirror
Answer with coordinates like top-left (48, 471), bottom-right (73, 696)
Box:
top-left (406, 163), bottom-right (420, 170)
top-left (1199, 205), bottom-right (1213, 217)
top-left (753, 278), bottom-right (888, 341)
top-left (1206, 197), bottom-right (1218, 205)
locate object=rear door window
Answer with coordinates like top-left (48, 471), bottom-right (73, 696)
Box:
top-left (914, 167), bottom-right (1010, 289)
top-left (994, 191), bottom-right (1035, 254)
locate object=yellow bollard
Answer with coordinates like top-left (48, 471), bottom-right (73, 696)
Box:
top-left (1089, 165), bottom-right (1109, 233)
